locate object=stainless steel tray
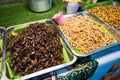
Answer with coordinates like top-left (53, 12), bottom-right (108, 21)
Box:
top-left (89, 3), bottom-right (120, 34)
top-left (5, 19), bottom-right (77, 80)
top-left (0, 27), bottom-right (6, 80)
top-left (53, 11), bottom-right (120, 57)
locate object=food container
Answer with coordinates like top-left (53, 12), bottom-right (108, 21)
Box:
top-left (0, 27), bottom-right (6, 80)
top-left (89, 4), bottom-right (120, 34)
top-left (28, 0), bottom-right (52, 12)
top-left (53, 11), bottom-right (120, 57)
top-left (5, 19), bottom-right (77, 80)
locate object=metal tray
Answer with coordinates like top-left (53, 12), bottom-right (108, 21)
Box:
top-left (0, 27), bottom-right (6, 80)
top-left (5, 19), bottom-right (77, 80)
top-left (53, 11), bottom-right (120, 57)
top-left (89, 2), bottom-right (120, 34)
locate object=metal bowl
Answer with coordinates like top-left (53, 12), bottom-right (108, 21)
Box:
top-left (28, 0), bottom-right (52, 12)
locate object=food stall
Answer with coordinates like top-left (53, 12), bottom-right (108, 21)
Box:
top-left (0, 0), bottom-right (120, 80)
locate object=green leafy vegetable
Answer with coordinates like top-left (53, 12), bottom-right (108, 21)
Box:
top-left (12, 24), bottom-right (29, 35)
top-left (60, 37), bottom-right (81, 55)
top-left (60, 38), bottom-right (73, 60)
top-left (6, 61), bottom-right (20, 79)
top-left (6, 51), bottom-right (20, 79)
top-left (74, 49), bottom-right (80, 54)
top-left (64, 46), bottom-right (73, 60)
top-left (92, 20), bottom-right (116, 43)
top-left (62, 47), bottom-right (70, 63)
top-left (80, 0), bottom-right (91, 7)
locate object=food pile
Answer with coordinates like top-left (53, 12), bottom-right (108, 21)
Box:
top-left (58, 15), bottom-right (114, 54)
top-left (7, 23), bottom-right (64, 76)
top-left (89, 5), bottom-right (120, 31)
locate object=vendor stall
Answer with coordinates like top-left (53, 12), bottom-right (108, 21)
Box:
top-left (0, 0), bottom-right (120, 80)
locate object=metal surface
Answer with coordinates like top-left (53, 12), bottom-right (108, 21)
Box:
top-left (54, 11), bottom-right (120, 57)
top-left (0, 27), bottom-right (6, 80)
top-left (5, 19), bottom-right (77, 80)
top-left (28, 0), bottom-right (52, 12)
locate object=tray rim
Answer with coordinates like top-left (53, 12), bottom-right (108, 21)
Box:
top-left (0, 27), bottom-right (6, 80)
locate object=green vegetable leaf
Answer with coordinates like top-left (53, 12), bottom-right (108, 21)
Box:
top-left (6, 61), bottom-right (20, 79)
top-left (92, 20), bottom-right (116, 43)
top-left (6, 57), bottom-right (12, 64)
top-left (60, 38), bottom-right (66, 47)
top-left (6, 51), bottom-right (20, 79)
top-left (7, 51), bottom-right (11, 57)
top-left (62, 47), bottom-right (70, 63)
top-left (12, 24), bottom-right (29, 35)
top-left (74, 48), bottom-right (80, 54)
top-left (80, 0), bottom-right (91, 7)
top-left (60, 38), bottom-right (73, 61)
top-left (6, 61), bottom-right (14, 79)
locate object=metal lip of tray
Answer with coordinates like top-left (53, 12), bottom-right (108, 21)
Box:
top-left (91, 41), bottom-right (120, 60)
top-left (104, 22), bottom-right (120, 35)
top-left (95, 15), bottom-right (120, 35)
top-left (5, 19), bottom-right (77, 80)
top-left (0, 27), bottom-right (6, 80)
top-left (53, 11), bottom-right (120, 57)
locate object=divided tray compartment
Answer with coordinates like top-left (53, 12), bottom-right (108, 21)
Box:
top-left (53, 11), bottom-right (120, 57)
top-left (5, 19), bottom-right (77, 80)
